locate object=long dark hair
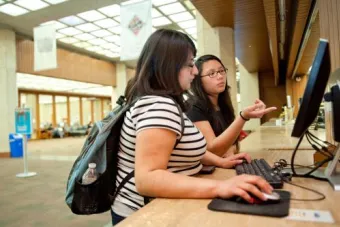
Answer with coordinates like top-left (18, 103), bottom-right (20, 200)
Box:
top-left (125, 29), bottom-right (196, 111)
top-left (190, 55), bottom-right (236, 136)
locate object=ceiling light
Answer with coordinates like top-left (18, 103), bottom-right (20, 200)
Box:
top-left (103, 35), bottom-right (120, 43)
top-left (169, 11), bottom-right (193, 22)
top-left (98, 4), bottom-right (120, 17)
top-left (158, 2), bottom-right (185, 15)
top-left (106, 52), bottom-right (120, 58)
top-left (183, 0), bottom-right (195, 10)
top-left (59, 15), bottom-right (85, 26)
top-left (185, 27), bottom-right (196, 35)
top-left (59, 37), bottom-right (79, 44)
top-left (74, 33), bottom-right (95, 41)
top-left (75, 23), bottom-right (100, 32)
top-left (87, 38), bottom-right (107, 45)
top-left (78, 10), bottom-right (105, 22)
top-left (152, 0), bottom-right (177, 6)
top-left (100, 42), bottom-right (118, 49)
top-left (91, 29), bottom-right (112, 38)
top-left (0, 3), bottom-right (28, 16)
top-left (55, 32), bottom-right (65, 39)
top-left (107, 26), bottom-right (121, 34)
top-left (58, 27), bottom-right (82, 36)
top-left (113, 15), bottom-right (120, 22)
top-left (73, 42), bottom-right (91, 48)
top-left (44, 0), bottom-right (68, 4)
top-left (152, 8), bottom-right (161, 18)
top-left (94, 18), bottom-right (118, 28)
top-left (178, 19), bottom-right (196, 29)
top-left (14, 0), bottom-right (49, 11)
top-left (192, 10), bottom-right (196, 16)
top-left (152, 17), bottom-right (171, 27)
top-left (85, 46), bottom-right (102, 52)
top-left (41, 20), bottom-right (66, 29)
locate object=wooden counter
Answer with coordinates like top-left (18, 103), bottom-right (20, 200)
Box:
top-left (117, 126), bottom-right (338, 227)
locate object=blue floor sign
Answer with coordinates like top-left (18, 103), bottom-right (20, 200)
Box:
top-left (15, 108), bottom-right (32, 135)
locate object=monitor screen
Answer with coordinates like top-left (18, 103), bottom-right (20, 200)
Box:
top-left (291, 39), bottom-right (331, 138)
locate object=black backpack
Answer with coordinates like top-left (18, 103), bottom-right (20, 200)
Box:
top-left (65, 96), bottom-right (184, 215)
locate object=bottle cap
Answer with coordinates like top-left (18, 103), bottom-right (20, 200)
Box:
top-left (89, 163), bottom-right (96, 169)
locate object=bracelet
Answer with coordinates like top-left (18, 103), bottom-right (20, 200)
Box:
top-left (239, 111), bottom-right (250, 121)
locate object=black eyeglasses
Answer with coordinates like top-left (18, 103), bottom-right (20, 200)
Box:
top-left (201, 68), bottom-right (228, 78)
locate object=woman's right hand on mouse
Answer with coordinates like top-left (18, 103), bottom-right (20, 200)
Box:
top-left (215, 175), bottom-right (273, 203)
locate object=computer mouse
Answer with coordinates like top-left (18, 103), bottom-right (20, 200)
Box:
top-left (232, 191), bottom-right (281, 204)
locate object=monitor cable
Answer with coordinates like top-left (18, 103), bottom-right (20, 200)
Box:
top-left (290, 132), bottom-right (333, 179)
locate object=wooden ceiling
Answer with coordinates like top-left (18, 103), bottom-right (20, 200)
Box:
top-left (191, 0), bottom-right (320, 83)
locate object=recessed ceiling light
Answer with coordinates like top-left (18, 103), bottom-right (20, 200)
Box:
top-left (73, 42), bottom-right (91, 48)
top-left (59, 15), bottom-right (85, 26)
top-left (78, 10), bottom-right (105, 22)
top-left (75, 23), bottom-right (100, 32)
top-left (152, 8), bottom-right (161, 18)
top-left (152, 0), bottom-right (177, 7)
top-left (41, 20), bottom-right (66, 29)
top-left (85, 46), bottom-right (102, 52)
top-left (59, 37), bottom-right (79, 44)
top-left (113, 15), bottom-right (120, 23)
top-left (58, 27), bottom-right (82, 36)
top-left (94, 18), bottom-right (118, 28)
top-left (44, 0), bottom-right (68, 4)
top-left (91, 29), bottom-right (112, 38)
top-left (152, 16), bottom-right (171, 27)
top-left (106, 52), bottom-right (120, 58)
top-left (98, 4), bottom-right (120, 17)
top-left (169, 11), bottom-right (193, 22)
top-left (87, 38), bottom-right (107, 45)
top-left (107, 26), bottom-right (121, 34)
top-left (14, 0), bottom-right (49, 11)
top-left (185, 27), bottom-right (196, 35)
top-left (55, 32), bottom-right (65, 39)
top-left (100, 42), bottom-right (118, 49)
top-left (158, 2), bottom-right (185, 15)
top-left (0, 3), bottom-right (29, 16)
top-left (103, 35), bottom-right (120, 43)
top-left (74, 33), bottom-right (96, 41)
top-left (178, 19), bottom-right (196, 29)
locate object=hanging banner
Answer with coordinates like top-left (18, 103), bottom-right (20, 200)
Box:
top-left (120, 0), bottom-right (152, 61)
top-left (33, 23), bottom-right (57, 71)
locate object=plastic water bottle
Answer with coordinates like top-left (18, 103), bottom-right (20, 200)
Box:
top-left (82, 163), bottom-right (98, 185)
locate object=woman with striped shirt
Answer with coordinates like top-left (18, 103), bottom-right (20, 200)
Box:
top-left (111, 29), bottom-right (275, 225)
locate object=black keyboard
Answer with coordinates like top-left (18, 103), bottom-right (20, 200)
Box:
top-left (235, 159), bottom-right (283, 189)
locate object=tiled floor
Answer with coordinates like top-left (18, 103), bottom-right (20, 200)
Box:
top-left (0, 137), bottom-right (112, 227)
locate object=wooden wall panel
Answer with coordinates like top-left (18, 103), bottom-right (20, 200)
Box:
top-left (259, 72), bottom-right (286, 123)
top-left (263, 0), bottom-right (279, 84)
top-left (296, 14), bottom-right (320, 75)
top-left (286, 0), bottom-right (312, 78)
top-left (290, 75), bottom-right (308, 116)
top-left (16, 37), bottom-right (116, 86)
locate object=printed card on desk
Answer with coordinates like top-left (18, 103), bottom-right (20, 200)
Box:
top-left (286, 208), bottom-right (334, 224)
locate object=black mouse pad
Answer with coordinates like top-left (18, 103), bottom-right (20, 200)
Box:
top-left (208, 190), bottom-right (291, 217)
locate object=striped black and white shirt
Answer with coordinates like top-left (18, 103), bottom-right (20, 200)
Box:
top-left (112, 95), bottom-right (207, 217)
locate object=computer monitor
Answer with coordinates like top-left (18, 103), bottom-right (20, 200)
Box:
top-left (291, 38), bottom-right (331, 138)
top-left (289, 38), bottom-right (340, 190)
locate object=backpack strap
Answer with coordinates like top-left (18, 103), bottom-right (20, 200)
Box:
top-left (112, 96), bottom-right (185, 206)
